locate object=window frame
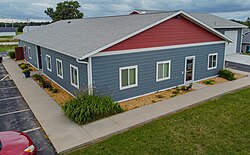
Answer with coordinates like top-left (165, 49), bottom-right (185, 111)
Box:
top-left (56, 59), bottom-right (63, 79)
top-left (46, 54), bottom-right (52, 72)
top-left (70, 64), bottom-right (79, 89)
top-left (156, 60), bottom-right (171, 82)
top-left (119, 65), bottom-right (138, 90)
top-left (23, 45), bottom-right (26, 53)
top-left (28, 47), bottom-right (32, 59)
top-left (207, 53), bottom-right (218, 70)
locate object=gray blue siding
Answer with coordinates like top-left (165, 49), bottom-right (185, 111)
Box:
top-left (19, 40), bottom-right (38, 68)
top-left (41, 47), bottom-right (88, 96)
top-left (92, 43), bottom-right (225, 101)
top-left (215, 28), bottom-right (243, 52)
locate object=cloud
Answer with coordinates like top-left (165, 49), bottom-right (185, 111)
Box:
top-left (0, 0), bottom-right (249, 21)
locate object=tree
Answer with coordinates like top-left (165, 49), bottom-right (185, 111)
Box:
top-left (45, 1), bottom-right (84, 22)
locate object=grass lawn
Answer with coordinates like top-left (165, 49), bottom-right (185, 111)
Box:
top-left (67, 88), bottom-right (250, 155)
top-left (0, 45), bottom-right (17, 52)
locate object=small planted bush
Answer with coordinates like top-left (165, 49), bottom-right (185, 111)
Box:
top-left (219, 69), bottom-right (236, 81)
top-left (8, 51), bottom-right (15, 59)
top-left (204, 79), bottom-right (215, 85)
top-left (32, 74), bottom-right (43, 82)
top-left (22, 68), bottom-right (32, 74)
top-left (49, 87), bottom-right (59, 93)
top-left (41, 80), bottom-right (52, 88)
top-left (19, 63), bottom-right (29, 70)
top-left (32, 74), bottom-right (52, 88)
top-left (62, 95), bottom-right (124, 125)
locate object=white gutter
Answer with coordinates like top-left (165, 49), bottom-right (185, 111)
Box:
top-left (76, 57), bottom-right (93, 94)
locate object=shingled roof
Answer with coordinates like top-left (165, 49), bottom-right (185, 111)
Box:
top-left (131, 10), bottom-right (247, 29)
top-left (16, 10), bottom-right (232, 59)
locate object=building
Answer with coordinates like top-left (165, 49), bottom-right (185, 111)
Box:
top-left (242, 29), bottom-right (250, 53)
top-left (0, 27), bottom-right (16, 37)
top-left (130, 10), bottom-right (247, 55)
top-left (17, 10), bottom-right (235, 102)
top-left (23, 26), bottom-right (43, 33)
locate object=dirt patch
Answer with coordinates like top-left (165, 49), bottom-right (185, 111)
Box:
top-left (33, 75), bottom-right (73, 106)
top-left (234, 73), bottom-right (248, 79)
top-left (119, 87), bottom-right (193, 111)
top-left (199, 73), bottom-right (247, 86)
top-left (198, 77), bottom-right (228, 86)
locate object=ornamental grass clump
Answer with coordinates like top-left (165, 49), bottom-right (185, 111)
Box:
top-left (219, 69), bottom-right (236, 81)
top-left (62, 95), bottom-right (124, 125)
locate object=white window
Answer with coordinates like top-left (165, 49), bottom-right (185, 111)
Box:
top-left (70, 64), bottom-right (79, 89)
top-left (119, 65), bottom-right (138, 90)
top-left (46, 54), bottom-right (52, 72)
top-left (208, 53), bottom-right (218, 70)
top-left (23, 45), bottom-right (26, 53)
top-left (56, 59), bottom-right (63, 79)
top-left (156, 60), bottom-right (171, 81)
top-left (28, 47), bottom-right (32, 59)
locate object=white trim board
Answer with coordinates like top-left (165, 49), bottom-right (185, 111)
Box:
top-left (93, 41), bottom-right (226, 57)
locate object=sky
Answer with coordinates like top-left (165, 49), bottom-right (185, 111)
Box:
top-left (0, 0), bottom-right (249, 22)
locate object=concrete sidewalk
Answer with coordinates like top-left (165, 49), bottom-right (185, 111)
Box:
top-left (3, 58), bottom-right (250, 154)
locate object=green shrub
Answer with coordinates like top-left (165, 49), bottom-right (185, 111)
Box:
top-left (219, 69), bottom-right (236, 81)
top-left (62, 95), bottom-right (124, 125)
top-left (41, 80), bottom-right (52, 88)
top-left (204, 79), bottom-right (215, 85)
top-left (187, 83), bottom-right (193, 90)
top-left (32, 74), bottom-right (43, 82)
top-left (49, 87), bottom-right (59, 93)
top-left (19, 63), bottom-right (29, 70)
top-left (156, 94), bottom-right (164, 98)
top-left (32, 74), bottom-right (52, 88)
top-left (8, 51), bottom-right (15, 59)
top-left (180, 86), bottom-right (187, 91)
top-left (22, 68), bottom-right (32, 73)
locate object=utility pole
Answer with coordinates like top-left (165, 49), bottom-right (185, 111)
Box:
top-left (27, 18), bottom-right (30, 32)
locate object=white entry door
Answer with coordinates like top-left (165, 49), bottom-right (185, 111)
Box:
top-left (225, 31), bottom-right (238, 55)
top-left (184, 56), bottom-right (195, 84)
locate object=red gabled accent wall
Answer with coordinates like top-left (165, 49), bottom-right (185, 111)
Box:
top-left (102, 15), bottom-right (223, 52)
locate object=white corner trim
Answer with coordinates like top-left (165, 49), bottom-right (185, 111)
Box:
top-left (156, 60), bottom-right (171, 82)
top-left (119, 65), bottom-right (138, 90)
top-left (207, 53), bottom-right (218, 70)
top-left (93, 41), bottom-right (226, 57)
top-left (56, 58), bottom-right (63, 79)
top-left (70, 64), bottom-right (80, 89)
top-left (46, 54), bottom-right (52, 72)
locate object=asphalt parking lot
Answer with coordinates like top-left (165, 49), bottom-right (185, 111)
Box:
top-left (0, 63), bottom-right (56, 155)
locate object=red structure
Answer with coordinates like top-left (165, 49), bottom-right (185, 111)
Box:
top-left (102, 15), bottom-right (222, 52)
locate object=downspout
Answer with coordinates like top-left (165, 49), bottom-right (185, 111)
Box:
top-left (76, 57), bottom-right (93, 94)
